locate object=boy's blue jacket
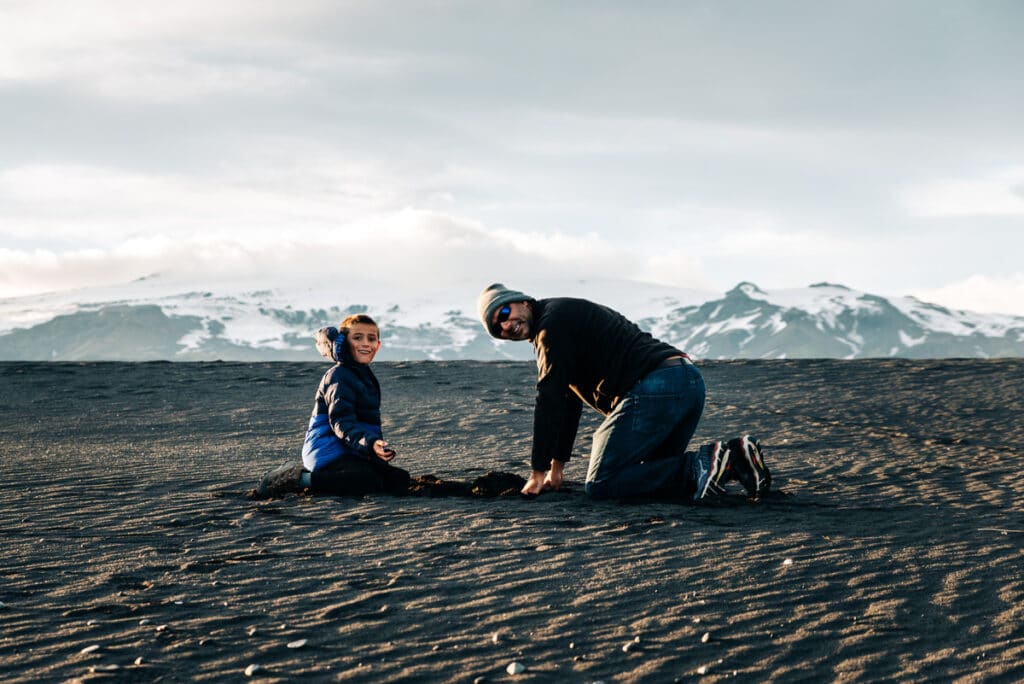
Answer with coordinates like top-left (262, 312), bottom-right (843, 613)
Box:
top-left (301, 327), bottom-right (383, 471)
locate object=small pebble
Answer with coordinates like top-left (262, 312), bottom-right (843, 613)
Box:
top-left (697, 665), bottom-right (709, 675)
top-left (783, 558), bottom-right (794, 566)
top-left (569, 641), bottom-right (575, 649)
top-left (155, 625), bottom-right (168, 633)
top-left (701, 632), bottom-right (710, 643)
top-left (506, 661), bottom-right (526, 675)
top-left (244, 664), bottom-right (261, 676)
top-left (139, 619), bottom-right (151, 626)
top-left (87, 619), bottom-right (99, 626)
top-left (134, 657), bottom-right (144, 666)
top-left (287, 639), bottom-right (308, 649)
top-left (247, 627), bottom-right (258, 636)
top-left (80, 644), bottom-right (100, 654)
top-left (92, 664), bottom-right (120, 672)
top-left (492, 632), bottom-right (501, 644)
top-left (692, 617), bottom-right (701, 624)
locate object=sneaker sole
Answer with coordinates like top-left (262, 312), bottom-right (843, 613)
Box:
top-left (696, 441), bottom-right (729, 500)
top-left (738, 435), bottom-right (770, 494)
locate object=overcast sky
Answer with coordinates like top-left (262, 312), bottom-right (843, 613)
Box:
top-left (2, 0), bottom-right (1023, 314)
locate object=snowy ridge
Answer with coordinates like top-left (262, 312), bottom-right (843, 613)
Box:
top-left (649, 282), bottom-right (1024, 360)
top-left (1, 276), bottom-right (1022, 360)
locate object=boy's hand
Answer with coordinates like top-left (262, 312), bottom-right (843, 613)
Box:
top-left (373, 440), bottom-right (396, 462)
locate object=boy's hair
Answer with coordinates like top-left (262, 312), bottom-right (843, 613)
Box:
top-left (339, 314), bottom-right (379, 333)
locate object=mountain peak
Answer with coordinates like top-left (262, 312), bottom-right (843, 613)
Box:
top-left (727, 282), bottom-right (767, 297)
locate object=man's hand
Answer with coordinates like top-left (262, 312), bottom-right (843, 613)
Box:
top-left (521, 460), bottom-right (565, 495)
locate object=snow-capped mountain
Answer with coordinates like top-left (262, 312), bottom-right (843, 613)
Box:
top-left (1, 276), bottom-right (1022, 361)
top-left (641, 282), bottom-right (1024, 359)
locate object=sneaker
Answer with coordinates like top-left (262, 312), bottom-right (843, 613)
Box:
top-left (726, 435), bottom-right (771, 496)
top-left (692, 441), bottom-right (730, 501)
top-left (254, 461), bottom-right (307, 499)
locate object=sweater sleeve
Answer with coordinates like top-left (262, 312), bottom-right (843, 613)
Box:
top-left (324, 371), bottom-right (380, 458)
top-left (529, 327), bottom-right (582, 470)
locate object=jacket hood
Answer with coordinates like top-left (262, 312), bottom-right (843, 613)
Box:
top-left (314, 326), bottom-right (348, 363)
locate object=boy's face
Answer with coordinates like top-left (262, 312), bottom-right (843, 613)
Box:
top-left (346, 323), bottom-right (381, 364)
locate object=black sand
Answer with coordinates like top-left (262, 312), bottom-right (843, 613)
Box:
top-left (0, 359), bottom-right (1022, 682)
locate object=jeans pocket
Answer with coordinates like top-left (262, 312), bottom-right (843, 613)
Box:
top-left (631, 391), bottom-right (686, 435)
top-left (636, 366), bottom-right (680, 396)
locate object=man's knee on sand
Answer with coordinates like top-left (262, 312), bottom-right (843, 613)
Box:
top-left (584, 477), bottom-right (614, 500)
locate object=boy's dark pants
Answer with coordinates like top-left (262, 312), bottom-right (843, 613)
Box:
top-left (311, 456), bottom-right (410, 496)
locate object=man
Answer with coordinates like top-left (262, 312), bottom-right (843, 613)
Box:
top-left (476, 283), bottom-right (771, 501)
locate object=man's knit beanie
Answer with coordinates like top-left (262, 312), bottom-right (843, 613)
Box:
top-left (476, 283), bottom-right (534, 337)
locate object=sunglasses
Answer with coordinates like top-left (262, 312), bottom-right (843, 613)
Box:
top-left (491, 304), bottom-right (512, 335)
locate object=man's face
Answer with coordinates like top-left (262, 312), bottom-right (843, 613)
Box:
top-left (491, 301), bottom-right (532, 340)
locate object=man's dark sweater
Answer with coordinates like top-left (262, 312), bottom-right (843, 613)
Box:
top-left (529, 298), bottom-right (683, 471)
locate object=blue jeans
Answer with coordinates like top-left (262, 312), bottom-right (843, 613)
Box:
top-left (584, 361), bottom-right (706, 500)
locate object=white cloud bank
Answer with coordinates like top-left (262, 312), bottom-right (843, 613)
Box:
top-left (0, 208), bottom-right (717, 299)
top-left (912, 273), bottom-right (1024, 317)
top-left (900, 167), bottom-right (1024, 218)
top-left (5, 159), bottom-right (1021, 316)
top-left (0, 158), bottom-right (722, 299)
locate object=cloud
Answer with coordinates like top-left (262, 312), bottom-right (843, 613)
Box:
top-left (642, 250), bottom-right (710, 290)
top-left (711, 225), bottom-right (863, 261)
top-left (0, 159), bottom-right (403, 243)
top-left (0, 1), bottom-right (406, 101)
top-left (0, 209), bottom-right (704, 298)
top-left (0, 157), bottom-right (826, 299)
top-left (899, 167), bottom-right (1024, 218)
top-left (911, 273), bottom-right (1024, 317)
top-left (494, 112), bottom-right (813, 158)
